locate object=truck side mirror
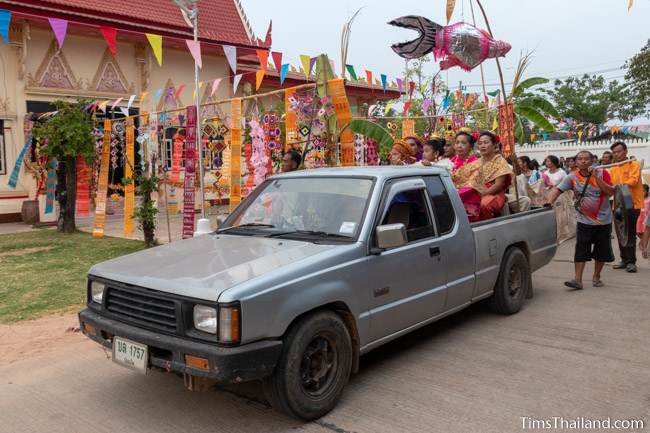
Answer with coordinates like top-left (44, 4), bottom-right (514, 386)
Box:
top-left (375, 223), bottom-right (407, 250)
top-left (216, 214), bottom-right (229, 228)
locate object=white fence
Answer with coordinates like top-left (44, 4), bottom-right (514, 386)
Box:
top-left (517, 138), bottom-right (650, 169)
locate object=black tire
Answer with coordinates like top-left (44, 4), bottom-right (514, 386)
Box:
top-left (488, 247), bottom-right (530, 315)
top-left (263, 310), bottom-right (352, 421)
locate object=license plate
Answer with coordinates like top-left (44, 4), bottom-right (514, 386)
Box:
top-left (112, 337), bottom-right (148, 374)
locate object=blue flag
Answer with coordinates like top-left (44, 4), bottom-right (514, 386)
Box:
top-left (0, 10), bottom-right (10, 46)
top-left (280, 64), bottom-right (289, 86)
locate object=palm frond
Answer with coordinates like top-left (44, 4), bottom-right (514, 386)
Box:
top-left (341, 8), bottom-right (363, 79)
top-left (510, 51), bottom-right (534, 97)
top-left (513, 77), bottom-right (549, 97)
top-left (344, 119), bottom-right (394, 150)
top-left (518, 95), bottom-right (560, 118)
top-left (514, 106), bottom-right (554, 132)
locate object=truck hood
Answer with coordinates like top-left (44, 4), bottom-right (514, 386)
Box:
top-left (89, 233), bottom-right (337, 301)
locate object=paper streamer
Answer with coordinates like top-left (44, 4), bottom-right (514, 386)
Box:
top-left (229, 98), bottom-right (242, 212)
top-left (44, 160), bottom-right (58, 214)
top-left (0, 10), bottom-right (11, 46)
top-left (123, 118), bottom-right (135, 235)
top-left (182, 106), bottom-right (197, 239)
top-left (75, 156), bottom-right (91, 217)
top-left (48, 18), bottom-right (68, 49)
top-left (7, 136), bottom-right (31, 188)
top-left (146, 34), bottom-right (163, 66)
top-left (92, 120), bottom-right (111, 238)
top-left (223, 45), bottom-right (237, 73)
top-left (327, 79), bottom-right (354, 166)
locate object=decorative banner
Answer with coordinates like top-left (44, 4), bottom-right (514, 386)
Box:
top-left (402, 119), bottom-right (415, 138)
top-left (100, 26), bottom-right (117, 56)
top-left (498, 103), bottom-right (515, 157)
top-left (422, 98), bottom-right (432, 113)
top-left (7, 136), bottom-right (30, 188)
top-left (185, 39), bottom-right (202, 68)
top-left (255, 69), bottom-right (265, 90)
top-left (123, 118), bottom-right (135, 235)
top-left (299, 54), bottom-right (311, 80)
top-left (44, 160), bottom-right (58, 214)
top-left (174, 84), bottom-right (185, 99)
top-left (182, 106), bottom-right (197, 239)
top-left (380, 74), bottom-right (387, 93)
top-left (229, 98), bottom-right (242, 212)
top-left (284, 87), bottom-right (297, 151)
top-left (327, 78), bottom-right (354, 166)
top-left (345, 64), bottom-right (358, 80)
top-left (366, 139), bottom-right (379, 166)
top-left (256, 49), bottom-right (269, 70)
top-left (223, 45), bottom-right (237, 73)
top-left (211, 78), bottom-right (222, 96)
top-left (271, 51), bottom-right (283, 73)
top-left (48, 18), bottom-right (68, 49)
top-left (170, 132), bottom-right (183, 182)
top-left (0, 10), bottom-right (10, 46)
top-left (233, 73), bottom-right (243, 94)
top-left (92, 120), bottom-right (111, 238)
top-left (75, 156), bottom-right (91, 217)
top-left (192, 81), bottom-right (203, 99)
top-left (396, 78), bottom-right (403, 94)
top-left (409, 81), bottom-right (416, 98)
top-left (365, 70), bottom-right (373, 90)
top-left (146, 33), bottom-right (163, 66)
top-left (280, 64), bottom-right (289, 85)
top-left (111, 97), bottom-right (123, 111)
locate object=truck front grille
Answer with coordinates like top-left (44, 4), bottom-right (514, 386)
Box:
top-left (105, 287), bottom-right (178, 332)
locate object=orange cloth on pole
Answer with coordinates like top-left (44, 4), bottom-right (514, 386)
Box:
top-left (610, 159), bottom-right (643, 209)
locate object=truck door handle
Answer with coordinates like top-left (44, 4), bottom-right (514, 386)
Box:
top-left (429, 246), bottom-right (441, 258)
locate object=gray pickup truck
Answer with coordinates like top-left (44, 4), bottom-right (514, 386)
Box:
top-left (79, 166), bottom-right (557, 420)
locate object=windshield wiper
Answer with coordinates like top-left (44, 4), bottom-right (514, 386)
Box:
top-left (267, 230), bottom-right (353, 240)
top-left (217, 223), bottom-right (275, 233)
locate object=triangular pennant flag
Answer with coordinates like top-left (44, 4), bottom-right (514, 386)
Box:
top-left (396, 78), bottom-right (403, 94)
top-left (403, 101), bottom-right (412, 115)
top-left (111, 97), bottom-right (123, 110)
top-left (271, 51), bottom-right (283, 72)
top-left (233, 74), bottom-right (243, 94)
top-left (120, 107), bottom-right (130, 117)
top-left (98, 100), bottom-right (110, 112)
top-left (211, 78), bottom-right (222, 96)
top-left (408, 81), bottom-right (415, 98)
top-left (0, 10), bottom-right (11, 46)
top-left (48, 18), bottom-right (68, 49)
top-left (380, 74), bottom-right (387, 94)
top-left (139, 91), bottom-right (149, 104)
top-left (256, 49), bottom-right (269, 71)
top-left (185, 40), bottom-right (202, 68)
top-left (174, 84), bottom-right (185, 99)
top-left (384, 103), bottom-right (393, 115)
top-left (365, 70), bottom-right (373, 87)
top-left (422, 98), bottom-right (432, 113)
top-left (487, 89), bottom-right (499, 97)
top-left (146, 34), bottom-right (163, 66)
top-left (492, 116), bottom-right (498, 130)
top-left (127, 94), bottom-right (136, 109)
top-left (309, 57), bottom-right (316, 75)
top-left (153, 88), bottom-right (162, 102)
top-left (223, 45), bottom-right (237, 73)
top-left (256, 69), bottom-right (265, 90)
top-left (280, 64), bottom-right (289, 85)
top-left (192, 81), bottom-right (203, 99)
top-left (100, 26), bottom-right (117, 56)
top-left (345, 65), bottom-right (358, 80)
top-left (299, 55), bottom-right (311, 80)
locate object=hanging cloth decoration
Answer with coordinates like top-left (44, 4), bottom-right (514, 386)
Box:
top-left (48, 18), bottom-right (68, 49)
top-left (402, 119), bottom-right (415, 138)
top-left (174, 84), bottom-right (185, 99)
top-left (280, 64), bottom-right (289, 86)
top-left (75, 157), bottom-right (91, 217)
top-left (365, 70), bottom-right (374, 92)
top-left (185, 39), bottom-right (202, 68)
top-left (0, 10), bottom-right (11, 46)
top-left (271, 51), bottom-right (283, 73)
top-left (7, 136), bottom-right (30, 188)
top-left (100, 26), bottom-right (117, 56)
top-left (327, 78), bottom-right (354, 166)
top-left (123, 118), bottom-right (135, 235)
top-left (223, 45), bottom-right (237, 73)
top-left (345, 64), bottom-right (358, 81)
top-left (284, 87), bottom-right (298, 151)
top-left (299, 55), bottom-right (311, 80)
top-left (243, 142), bottom-right (255, 196)
top-left (44, 159), bottom-right (58, 214)
top-left (93, 120), bottom-right (111, 238)
top-left (256, 49), bottom-right (269, 70)
top-left (256, 69), bottom-right (265, 90)
top-left (380, 74), bottom-right (387, 94)
top-left (182, 106), bottom-right (198, 239)
top-left (146, 34), bottom-right (163, 66)
top-left (170, 131), bottom-right (183, 183)
top-left (396, 78), bottom-right (403, 94)
top-left (498, 103), bottom-right (515, 157)
top-left (422, 98), bottom-right (432, 114)
top-left (229, 98), bottom-right (242, 212)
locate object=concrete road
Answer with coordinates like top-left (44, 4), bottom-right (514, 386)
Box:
top-left (1, 241), bottom-right (649, 433)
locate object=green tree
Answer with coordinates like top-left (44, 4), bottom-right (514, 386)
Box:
top-left (543, 74), bottom-right (642, 125)
top-left (625, 39), bottom-right (650, 111)
top-left (34, 100), bottom-right (94, 233)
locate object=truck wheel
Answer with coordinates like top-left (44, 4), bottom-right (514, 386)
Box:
top-left (488, 247), bottom-right (530, 315)
top-left (263, 311), bottom-right (352, 420)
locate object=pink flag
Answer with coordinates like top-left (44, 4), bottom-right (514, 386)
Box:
top-left (233, 74), bottom-right (243, 94)
top-left (48, 18), bottom-right (68, 49)
top-left (111, 97), bottom-right (123, 110)
top-left (422, 98), bottom-right (432, 113)
top-left (271, 51), bottom-right (283, 72)
top-left (211, 78), bottom-right (222, 96)
top-left (185, 40), bottom-right (202, 68)
top-left (396, 78), bottom-right (403, 94)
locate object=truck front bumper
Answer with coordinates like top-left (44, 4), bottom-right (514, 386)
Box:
top-left (78, 308), bottom-right (282, 383)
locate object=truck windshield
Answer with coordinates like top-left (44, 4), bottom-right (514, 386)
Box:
top-left (224, 177), bottom-right (373, 239)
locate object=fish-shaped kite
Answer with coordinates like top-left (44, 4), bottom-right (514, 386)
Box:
top-left (389, 16), bottom-right (511, 71)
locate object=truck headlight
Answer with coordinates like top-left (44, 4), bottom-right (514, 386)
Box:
top-left (193, 305), bottom-right (217, 334)
top-left (218, 305), bottom-right (240, 343)
top-left (90, 281), bottom-right (105, 304)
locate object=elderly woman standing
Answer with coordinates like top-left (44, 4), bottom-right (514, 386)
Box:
top-left (389, 139), bottom-right (417, 165)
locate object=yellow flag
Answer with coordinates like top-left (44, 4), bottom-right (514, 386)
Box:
top-left (299, 54), bottom-right (311, 80)
top-left (146, 33), bottom-right (163, 66)
top-left (192, 81), bottom-right (203, 99)
top-left (492, 116), bottom-right (498, 131)
top-left (255, 69), bottom-right (265, 90)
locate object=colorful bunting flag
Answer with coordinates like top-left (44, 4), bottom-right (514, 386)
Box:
top-left (127, 94), bottom-right (136, 109)
top-left (97, 100), bottom-right (110, 112)
top-left (380, 74), bottom-right (387, 94)
top-left (233, 73), bottom-right (243, 94)
top-left (309, 57), bottom-right (317, 75)
top-left (280, 64), bottom-right (289, 85)
top-left (345, 64), bottom-right (358, 80)
top-left (192, 81), bottom-right (202, 99)
top-left (256, 49), bottom-right (269, 71)
top-left (487, 89), bottom-right (499, 97)
top-left (422, 98), bottom-right (432, 113)
top-left (120, 107), bottom-right (130, 117)
top-left (256, 69), bottom-right (265, 90)
top-left (111, 97), bottom-right (123, 110)
top-left (299, 55), bottom-right (311, 80)
top-left (365, 70), bottom-right (373, 91)
top-left (223, 45), bottom-right (237, 73)
top-left (185, 40), bottom-right (202, 68)
top-left (48, 18), bottom-right (68, 49)
top-left (271, 51), bottom-right (283, 72)
top-left (0, 10), bottom-right (11, 46)
top-left (384, 103), bottom-right (393, 115)
top-left (211, 78), bottom-right (222, 96)
top-left (100, 26), bottom-right (117, 56)
top-left (146, 33), bottom-right (163, 66)
top-left (408, 81), bottom-right (415, 98)
top-left (174, 84), bottom-right (185, 99)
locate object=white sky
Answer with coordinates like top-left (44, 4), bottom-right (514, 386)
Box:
top-left (240, 0), bottom-right (650, 93)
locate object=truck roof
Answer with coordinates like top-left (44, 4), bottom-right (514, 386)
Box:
top-left (273, 165), bottom-right (450, 181)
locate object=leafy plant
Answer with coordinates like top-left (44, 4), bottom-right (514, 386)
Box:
top-left (344, 119), bottom-right (394, 156)
top-left (625, 39), bottom-right (650, 115)
top-left (132, 174), bottom-right (160, 248)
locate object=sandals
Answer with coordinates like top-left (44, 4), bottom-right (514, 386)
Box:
top-left (592, 279), bottom-right (604, 287)
top-left (564, 279), bottom-right (583, 290)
